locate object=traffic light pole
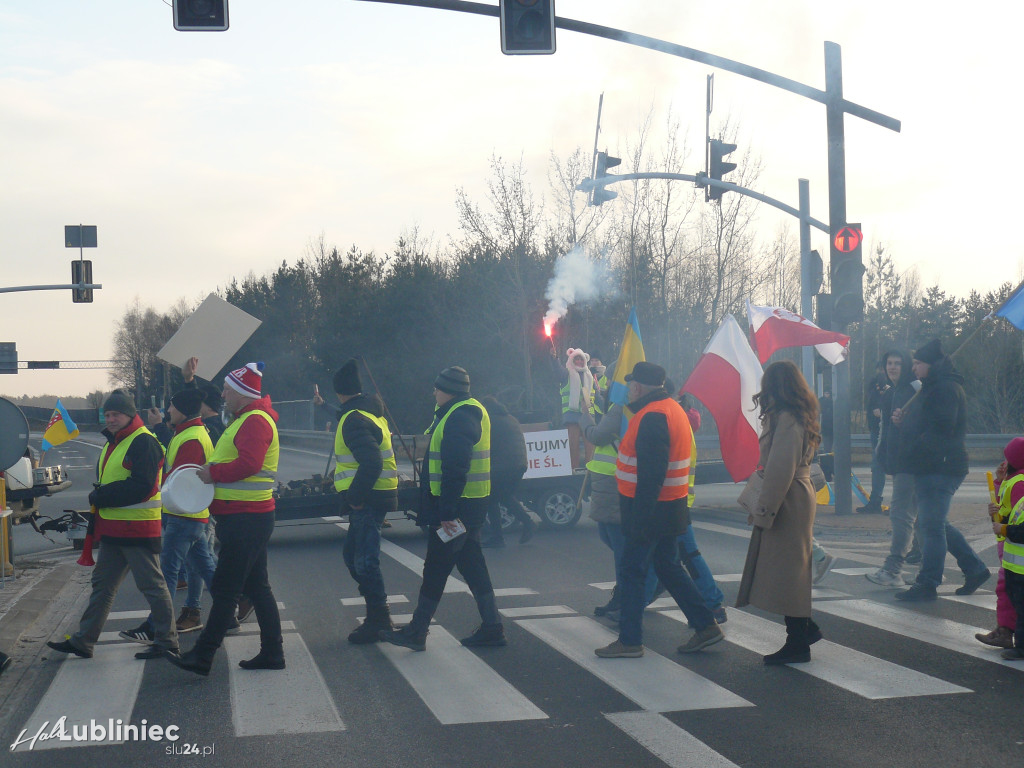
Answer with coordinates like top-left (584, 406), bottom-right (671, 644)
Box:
top-left (825, 42), bottom-right (853, 516)
top-left (799, 179), bottom-right (814, 385)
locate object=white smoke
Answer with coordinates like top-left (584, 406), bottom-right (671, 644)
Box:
top-left (543, 245), bottom-right (613, 333)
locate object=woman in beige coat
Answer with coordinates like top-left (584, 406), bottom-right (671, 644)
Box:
top-left (737, 361), bottom-right (822, 664)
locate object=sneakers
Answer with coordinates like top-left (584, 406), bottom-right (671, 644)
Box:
top-left (176, 607), bottom-right (203, 633)
top-left (379, 624), bottom-right (428, 652)
top-left (46, 638), bottom-right (92, 659)
top-left (119, 624), bottom-right (154, 646)
top-left (813, 554), bottom-right (836, 585)
top-left (460, 624), bottom-right (507, 647)
top-left (856, 502), bottom-right (883, 514)
top-left (594, 588), bottom-right (620, 617)
top-left (712, 606), bottom-right (728, 624)
top-left (904, 549), bottom-right (923, 565)
top-left (865, 568), bottom-right (905, 588)
top-left (226, 616), bottom-right (241, 633)
top-left (595, 640), bottom-right (644, 658)
top-left (678, 623), bottom-right (725, 654)
top-left (895, 584), bottom-right (937, 602)
top-left (956, 569), bottom-right (991, 596)
top-left (236, 597), bottom-right (255, 622)
top-left (976, 626), bottom-right (1014, 649)
top-left (1000, 647), bottom-right (1024, 661)
top-left (165, 648), bottom-right (212, 677)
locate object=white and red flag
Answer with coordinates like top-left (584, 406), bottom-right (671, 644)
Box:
top-left (681, 314), bottom-right (763, 482)
top-left (746, 300), bottom-right (850, 365)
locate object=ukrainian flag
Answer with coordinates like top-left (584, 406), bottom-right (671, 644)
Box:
top-left (41, 399), bottom-right (80, 452)
top-left (608, 307), bottom-right (645, 408)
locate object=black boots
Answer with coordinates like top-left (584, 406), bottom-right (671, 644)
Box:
top-left (239, 640), bottom-right (285, 670)
top-left (594, 587), bottom-right (620, 617)
top-left (764, 617), bottom-right (817, 665)
top-left (460, 624), bottom-right (507, 647)
top-left (348, 602), bottom-right (393, 644)
top-left (379, 595), bottom-right (437, 651)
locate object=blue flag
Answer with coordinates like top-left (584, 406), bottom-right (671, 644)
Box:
top-left (994, 280), bottom-right (1024, 330)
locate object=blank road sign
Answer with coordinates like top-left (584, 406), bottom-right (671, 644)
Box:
top-left (65, 225), bottom-right (97, 248)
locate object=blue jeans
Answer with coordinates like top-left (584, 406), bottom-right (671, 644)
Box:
top-left (144, 515), bottom-right (217, 630)
top-left (186, 522), bottom-right (217, 608)
top-left (344, 508), bottom-right (387, 605)
top-left (678, 525), bottom-right (724, 610)
top-left (914, 474), bottom-right (986, 589)
top-left (597, 522), bottom-right (658, 602)
top-left (619, 533), bottom-right (714, 646)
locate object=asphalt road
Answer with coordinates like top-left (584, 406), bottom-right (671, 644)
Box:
top-left (1, 438), bottom-right (1019, 768)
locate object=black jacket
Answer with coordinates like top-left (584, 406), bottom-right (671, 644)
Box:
top-left (482, 399), bottom-right (528, 483)
top-left (418, 394), bottom-right (488, 527)
top-left (619, 390), bottom-right (689, 541)
top-left (865, 371), bottom-right (890, 435)
top-left (335, 394), bottom-right (398, 512)
top-left (895, 356), bottom-right (969, 477)
top-left (877, 350), bottom-right (914, 475)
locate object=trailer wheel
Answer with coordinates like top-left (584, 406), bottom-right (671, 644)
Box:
top-left (537, 487), bottom-right (582, 528)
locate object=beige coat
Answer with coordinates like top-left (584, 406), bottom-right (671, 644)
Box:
top-left (736, 410), bottom-right (817, 617)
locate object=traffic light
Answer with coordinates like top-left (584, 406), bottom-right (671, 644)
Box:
top-left (708, 139), bottom-right (738, 201)
top-left (829, 223), bottom-right (865, 328)
top-left (500, 0), bottom-right (556, 55)
top-left (591, 151), bottom-right (621, 207)
top-left (71, 260), bottom-right (93, 304)
top-left (173, 0), bottom-right (229, 31)
top-left (0, 343), bottom-right (16, 375)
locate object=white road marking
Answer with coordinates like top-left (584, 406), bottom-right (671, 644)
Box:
top-left (941, 593), bottom-right (997, 609)
top-left (811, 588), bottom-right (851, 599)
top-left (499, 605), bottom-right (576, 618)
top-left (107, 610), bottom-right (150, 620)
top-left (516, 615), bottom-right (751, 712)
top-left (832, 567), bottom-right (877, 576)
top-left (660, 609), bottom-right (970, 699)
top-left (15, 643), bottom-right (144, 751)
top-left (233, 620), bottom-right (297, 635)
top-left (813, 599), bottom-right (1024, 670)
top-left (691, 521), bottom-right (751, 539)
top-left (340, 595), bottom-right (410, 606)
top-left (494, 587), bottom-right (538, 597)
top-left (605, 711), bottom-right (742, 768)
top-left (377, 624), bottom-right (547, 724)
top-left (224, 632), bottom-right (345, 737)
top-left (589, 581), bottom-right (615, 590)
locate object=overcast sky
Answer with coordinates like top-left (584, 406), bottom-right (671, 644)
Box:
top-left (1, 1), bottom-right (1018, 398)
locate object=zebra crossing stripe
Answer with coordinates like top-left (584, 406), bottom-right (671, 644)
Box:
top-left (515, 615), bottom-right (751, 712)
top-left (340, 595), bottom-right (410, 606)
top-left (941, 593), bottom-right (997, 610)
top-left (660, 609), bottom-right (971, 699)
top-left (605, 711), bottom-right (742, 768)
top-left (14, 643), bottom-right (144, 751)
top-left (813, 599), bottom-right (1024, 671)
top-left (377, 623), bottom-right (547, 724)
top-left (499, 605), bottom-right (576, 618)
top-left (223, 633), bottom-right (345, 736)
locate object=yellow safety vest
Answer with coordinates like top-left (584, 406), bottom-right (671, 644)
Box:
top-left (334, 409), bottom-right (399, 492)
top-left (1002, 495), bottom-right (1024, 575)
top-left (211, 409), bottom-right (279, 502)
top-left (97, 425), bottom-right (163, 522)
top-left (163, 423), bottom-right (214, 518)
top-left (561, 383), bottom-right (597, 415)
top-left (995, 473), bottom-right (1024, 543)
top-left (427, 398), bottom-right (491, 498)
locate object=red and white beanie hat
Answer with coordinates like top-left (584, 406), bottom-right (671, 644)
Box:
top-left (225, 362), bottom-right (265, 398)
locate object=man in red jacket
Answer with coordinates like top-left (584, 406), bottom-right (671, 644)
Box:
top-left (47, 390), bottom-right (178, 661)
top-left (167, 363), bottom-right (284, 676)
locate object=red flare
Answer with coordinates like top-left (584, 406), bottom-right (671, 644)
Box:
top-left (77, 533), bottom-right (95, 567)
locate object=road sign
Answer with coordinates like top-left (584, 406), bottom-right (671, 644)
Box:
top-left (833, 225), bottom-right (862, 253)
top-left (65, 225), bottom-right (97, 248)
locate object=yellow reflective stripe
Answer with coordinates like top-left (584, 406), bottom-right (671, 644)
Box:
top-left (335, 453), bottom-right (356, 463)
top-left (381, 449), bottom-right (395, 459)
top-left (1003, 546), bottom-right (1024, 574)
top-left (378, 469), bottom-right (399, 478)
top-left (101, 507), bottom-right (162, 521)
top-left (335, 469), bottom-right (359, 480)
top-left (589, 453), bottom-right (616, 464)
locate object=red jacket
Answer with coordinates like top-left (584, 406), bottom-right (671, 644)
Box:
top-left (210, 396), bottom-right (279, 516)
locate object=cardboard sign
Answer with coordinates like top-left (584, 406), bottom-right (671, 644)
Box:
top-left (523, 429), bottom-right (573, 479)
top-left (157, 294), bottom-right (262, 382)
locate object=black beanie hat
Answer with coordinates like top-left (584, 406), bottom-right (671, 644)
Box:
top-left (434, 366), bottom-right (471, 395)
top-left (333, 358), bottom-right (362, 396)
top-left (171, 388), bottom-right (205, 418)
top-left (102, 389), bottom-right (137, 418)
top-left (200, 382), bottom-right (222, 413)
top-left (913, 339), bottom-right (944, 365)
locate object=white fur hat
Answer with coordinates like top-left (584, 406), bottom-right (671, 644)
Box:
top-left (565, 348), bottom-right (590, 366)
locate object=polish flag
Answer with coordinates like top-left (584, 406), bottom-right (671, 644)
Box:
top-left (746, 300), bottom-right (850, 365)
top-left (681, 314), bottom-right (763, 482)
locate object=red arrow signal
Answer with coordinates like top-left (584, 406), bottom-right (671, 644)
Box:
top-left (833, 225), bottom-right (863, 253)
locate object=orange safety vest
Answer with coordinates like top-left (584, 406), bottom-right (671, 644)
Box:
top-left (616, 397), bottom-right (692, 501)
